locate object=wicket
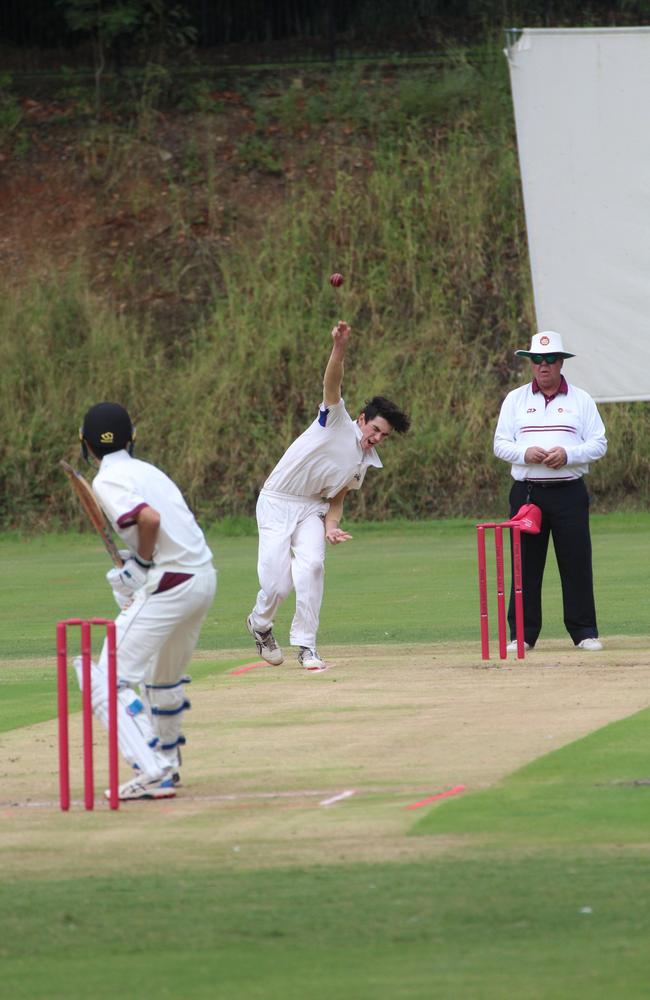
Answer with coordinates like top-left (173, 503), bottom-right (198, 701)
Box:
top-left (56, 618), bottom-right (119, 811)
top-left (477, 522), bottom-right (525, 660)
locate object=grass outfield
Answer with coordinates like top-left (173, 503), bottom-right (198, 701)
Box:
top-left (2, 511), bottom-right (648, 658)
top-left (1, 515), bottom-right (649, 999)
top-left (2, 855), bottom-right (650, 999)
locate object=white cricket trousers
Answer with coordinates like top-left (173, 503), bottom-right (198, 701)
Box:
top-left (250, 491), bottom-right (328, 649)
top-left (98, 563), bottom-right (217, 686)
top-left (85, 563), bottom-right (216, 777)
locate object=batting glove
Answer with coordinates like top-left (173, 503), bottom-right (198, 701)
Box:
top-left (118, 557), bottom-right (149, 593)
top-left (106, 567), bottom-right (135, 610)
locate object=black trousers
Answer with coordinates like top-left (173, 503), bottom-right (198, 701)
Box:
top-left (507, 479), bottom-right (598, 647)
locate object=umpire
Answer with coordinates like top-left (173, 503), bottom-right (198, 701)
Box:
top-left (494, 331), bottom-right (607, 651)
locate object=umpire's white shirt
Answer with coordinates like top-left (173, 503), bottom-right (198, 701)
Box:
top-left (262, 398), bottom-right (382, 499)
top-left (93, 450), bottom-right (213, 571)
top-left (494, 382), bottom-right (607, 482)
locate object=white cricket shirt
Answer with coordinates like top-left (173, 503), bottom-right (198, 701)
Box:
top-left (263, 398), bottom-right (382, 499)
top-left (92, 451), bottom-right (213, 568)
top-left (494, 382), bottom-right (607, 481)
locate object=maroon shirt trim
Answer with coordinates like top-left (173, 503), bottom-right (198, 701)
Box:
top-left (117, 502), bottom-right (148, 528)
top-left (532, 374), bottom-right (568, 406)
top-left (154, 572), bottom-right (194, 594)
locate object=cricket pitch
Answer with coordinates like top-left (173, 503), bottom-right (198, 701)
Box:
top-left (1, 638), bottom-right (649, 878)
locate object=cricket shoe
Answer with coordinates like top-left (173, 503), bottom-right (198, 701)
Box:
top-left (133, 756), bottom-right (181, 785)
top-left (133, 764), bottom-right (182, 788)
top-left (298, 647), bottom-right (327, 672)
top-left (107, 771), bottom-right (176, 801)
top-left (247, 615), bottom-right (284, 665)
top-left (576, 637), bottom-right (603, 651)
top-left (506, 640), bottom-right (531, 652)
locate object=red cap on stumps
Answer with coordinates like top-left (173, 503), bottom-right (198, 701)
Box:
top-left (501, 503), bottom-right (542, 534)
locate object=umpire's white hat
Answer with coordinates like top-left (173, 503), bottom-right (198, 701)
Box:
top-left (515, 331), bottom-right (575, 359)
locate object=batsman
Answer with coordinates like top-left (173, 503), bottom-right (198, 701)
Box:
top-left (74, 403), bottom-right (217, 800)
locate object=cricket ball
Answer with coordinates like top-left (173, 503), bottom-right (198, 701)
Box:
top-left (329, 272), bottom-right (344, 287)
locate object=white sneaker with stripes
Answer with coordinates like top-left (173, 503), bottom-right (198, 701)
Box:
top-left (298, 647), bottom-right (327, 672)
top-left (107, 771), bottom-right (176, 801)
top-left (247, 615), bottom-right (284, 665)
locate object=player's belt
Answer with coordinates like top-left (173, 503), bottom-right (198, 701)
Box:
top-left (524, 479), bottom-right (580, 488)
top-left (260, 488), bottom-right (324, 502)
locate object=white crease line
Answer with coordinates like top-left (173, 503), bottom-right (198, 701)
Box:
top-left (1, 798), bottom-right (107, 809)
top-left (190, 789), bottom-right (330, 803)
top-left (319, 789), bottom-right (357, 807)
top-left (0, 788), bottom-right (356, 810)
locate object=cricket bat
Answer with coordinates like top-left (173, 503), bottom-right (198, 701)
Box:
top-left (60, 460), bottom-right (124, 567)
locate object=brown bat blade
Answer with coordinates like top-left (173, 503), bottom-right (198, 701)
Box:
top-left (60, 460), bottom-right (124, 567)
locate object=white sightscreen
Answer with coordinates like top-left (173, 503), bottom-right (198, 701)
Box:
top-left (505, 27), bottom-right (650, 402)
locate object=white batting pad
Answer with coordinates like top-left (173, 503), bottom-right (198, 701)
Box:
top-left (73, 657), bottom-right (169, 779)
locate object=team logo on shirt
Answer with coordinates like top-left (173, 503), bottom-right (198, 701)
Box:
top-left (354, 473), bottom-right (362, 481)
top-left (527, 408), bottom-right (536, 413)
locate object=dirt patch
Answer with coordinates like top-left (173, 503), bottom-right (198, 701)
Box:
top-left (0, 103), bottom-right (325, 315)
top-left (1, 637), bottom-right (649, 878)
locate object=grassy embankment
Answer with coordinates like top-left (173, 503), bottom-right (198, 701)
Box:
top-left (1, 53), bottom-right (648, 530)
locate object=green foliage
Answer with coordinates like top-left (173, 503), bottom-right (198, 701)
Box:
top-left (58, 0), bottom-right (138, 113)
top-left (274, 80), bottom-right (311, 131)
top-left (179, 79), bottom-right (225, 115)
top-left (132, 0), bottom-right (198, 61)
top-left (1, 53), bottom-right (649, 526)
top-left (394, 61), bottom-right (482, 125)
top-left (57, 0), bottom-right (195, 114)
top-left (57, 66), bottom-right (96, 115)
top-left (235, 135), bottom-right (283, 174)
top-left (0, 73), bottom-right (23, 148)
top-left (132, 61), bottom-right (171, 134)
top-left (0, 273), bottom-right (162, 528)
top-left (57, 0), bottom-right (195, 55)
top-left (57, 0), bottom-right (140, 37)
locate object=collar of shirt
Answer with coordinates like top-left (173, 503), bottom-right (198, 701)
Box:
top-left (99, 449), bottom-right (132, 468)
top-left (354, 420), bottom-right (383, 469)
top-left (532, 374), bottom-right (568, 405)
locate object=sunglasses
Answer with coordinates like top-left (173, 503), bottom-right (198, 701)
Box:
top-left (530, 353), bottom-right (561, 364)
